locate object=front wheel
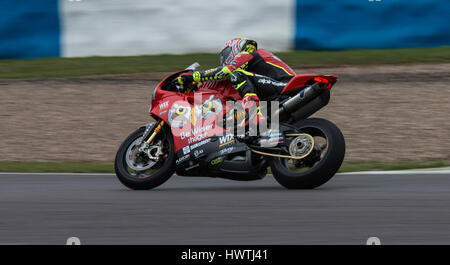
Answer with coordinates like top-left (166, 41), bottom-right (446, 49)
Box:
top-left (270, 118), bottom-right (345, 189)
top-left (114, 123), bottom-right (175, 190)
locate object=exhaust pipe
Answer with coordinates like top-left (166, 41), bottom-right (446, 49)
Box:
top-left (275, 83), bottom-right (330, 122)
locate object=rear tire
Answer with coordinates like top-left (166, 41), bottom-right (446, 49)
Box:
top-left (270, 118), bottom-right (345, 189)
top-left (114, 125), bottom-right (175, 190)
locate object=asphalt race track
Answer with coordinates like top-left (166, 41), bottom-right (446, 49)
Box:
top-left (0, 171), bottom-right (449, 245)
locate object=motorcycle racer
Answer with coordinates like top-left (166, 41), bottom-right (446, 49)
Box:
top-left (116, 48), bottom-right (344, 190)
top-left (176, 37), bottom-right (296, 128)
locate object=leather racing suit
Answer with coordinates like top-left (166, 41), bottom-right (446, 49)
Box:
top-left (192, 48), bottom-right (296, 103)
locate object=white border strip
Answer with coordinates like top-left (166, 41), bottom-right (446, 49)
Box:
top-left (0, 171), bottom-right (449, 176)
top-left (0, 172), bottom-right (114, 176)
top-left (340, 170), bottom-right (450, 175)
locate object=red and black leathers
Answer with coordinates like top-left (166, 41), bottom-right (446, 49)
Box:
top-left (191, 48), bottom-right (296, 100)
top-left (179, 48), bottom-right (296, 127)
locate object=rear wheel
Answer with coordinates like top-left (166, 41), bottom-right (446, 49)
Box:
top-left (114, 124), bottom-right (175, 190)
top-left (270, 118), bottom-right (345, 189)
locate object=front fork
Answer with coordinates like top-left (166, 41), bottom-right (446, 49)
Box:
top-left (139, 120), bottom-right (165, 145)
top-left (145, 120), bottom-right (165, 144)
top-left (137, 120), bottom-right (165, 158)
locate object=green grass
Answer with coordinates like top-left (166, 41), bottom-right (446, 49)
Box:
top-left (338, 160), bottom-right (449, 173)
top-left (0, 162), bottom-right (114, 173)
top-left (0, 160), bottom-right (448, 174)
top-left (1, 46), bottom-right (449, 78)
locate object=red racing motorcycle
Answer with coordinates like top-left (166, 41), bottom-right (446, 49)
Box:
top-left (115, 63), bottom-right (345, 189)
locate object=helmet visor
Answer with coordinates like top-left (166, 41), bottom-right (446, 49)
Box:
top-left (220, 47), bottom-right (233, 66)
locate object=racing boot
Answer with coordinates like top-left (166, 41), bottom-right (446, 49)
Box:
top-left (238, 93), bottom-right (267, 139)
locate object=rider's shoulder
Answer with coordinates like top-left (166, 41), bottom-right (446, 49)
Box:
top-left (255, 48), bottom-right (273, 56)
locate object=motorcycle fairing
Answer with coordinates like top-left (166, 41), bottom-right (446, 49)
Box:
top-left (150, 91), bottom-right (229, 152)
top-left (151, 74), bottom-right (243, 154)
top-left (174, 134), bottom-right (266, 180)
top-left (281, 75), bottom-right (337, 94)
top-left (197, 80), bottom-right (242, 101)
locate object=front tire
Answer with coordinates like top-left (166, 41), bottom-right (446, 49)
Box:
top-left (114, 125), bottom-right (175, 190)
top-left (270, 118), bottom-right (345, 189)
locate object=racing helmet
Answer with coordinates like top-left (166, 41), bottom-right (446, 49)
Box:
top-left (220, 38), bottom-right (257, 66)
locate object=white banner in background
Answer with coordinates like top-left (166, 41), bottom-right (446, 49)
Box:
top-left (60, 0), bottom-right (295, 57)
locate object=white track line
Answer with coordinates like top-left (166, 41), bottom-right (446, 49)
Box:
top-left (339, 170), bottom-right (450, 175)
top-left (0, 172), bottom-right (114, 176)
top-left (0, 243), bottom-right (31, 245)
top-left (0, 171), bottom-right (449, 176)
